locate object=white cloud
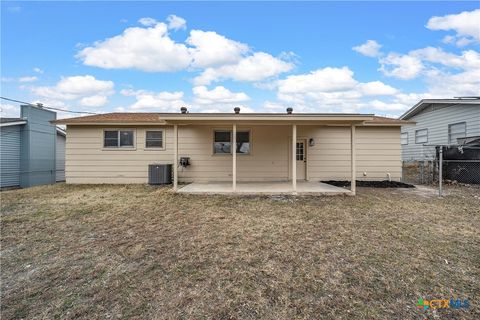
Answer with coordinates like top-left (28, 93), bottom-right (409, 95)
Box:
top-left (426, 9), bottom-right (480, 45)
top-left (379, 46), bottom-right (480, 86)
top-left (187, 30), bottom-right (249, 68)
top-left (120, 88), bottom-right (186, 112)
top-left (31, 75), bottom-right (114, 107)
top-left (278, 67), bottom-right (358, 94)
top-left (366, 100), bottom-right (408, 111)
top-left (33, 67), bottom-right (44, 74)
top-left (424, 68), bottom-right (480, 97)
top-left (167, 14), bottom-right (186, 30)
top-left (138, 17), bottom-right (157, 27)
top-left (411, 47), bottom-right (480, 69)
top-left (19, 76), bottom-right (38, 83)
top-left (78, 16), bottom-right (294, 85)
top-left (77, 22), bottom-right (191, 72)
top-left (359, 81), bottom-right (398, 96)
top-left (0, 104), bottom-right (19, 118)
top-left (55, 75), bottom-right (113, 96)
top-left (194, 52), bottom-right (294, 85)
top-left (353, 40), bottom-right (382, 57)
top-left (274, 66), bottom-right (401, 114)
top-left (193, 86), bottom-right (250, 105)
top-left (379, 53), bottom-right (424, 79)
top-left (80, 95), bottom-right (108, 107)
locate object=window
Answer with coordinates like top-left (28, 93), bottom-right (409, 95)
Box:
top-left (104, 130), bottom-right (134, 148)
top-left (214, 131), bottom-right (231, 154)
top-left (448, 122), bottom-right (466, 144)
top-left (236, 131), bottom-right (250, 154)
top-left (401, 132), bottom-right (408, 145)
top-left (415, 129), bottom-right (428, 144)
top-left (296, 142), bottom-right (305, 161)
top-left (213, 130), bottom-right (250, 154)
top-left (145, 130), bottom-right (163, 148)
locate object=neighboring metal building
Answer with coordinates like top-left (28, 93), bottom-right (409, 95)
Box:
top-left (399, 98), bottom-right (480, 161)
top-left (0, 105), bottom-right (66, 189)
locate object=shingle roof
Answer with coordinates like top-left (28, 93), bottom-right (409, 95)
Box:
top-left (365, 116), bottom-right (414, 125)
top-left (53, 113), bottom-right (162, 124)
top-left (52, 112), bottom-right (411, 125)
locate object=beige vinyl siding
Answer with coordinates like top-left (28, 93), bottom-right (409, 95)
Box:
top-left (66, 126), bottom-right (174, 184)
top-left (66, 125), bottom-right (291, 184)
top-left (177, 125), bottom-right (290, 182)
top-left (66, 124), bottom-right (401, 184)
top-left (356, 126), bottom-right (401, 180)
top-left (299, 126), bottom-right (401, 181)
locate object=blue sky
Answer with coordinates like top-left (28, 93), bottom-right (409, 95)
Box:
top-left (1, 1), bottom-right (479, 118)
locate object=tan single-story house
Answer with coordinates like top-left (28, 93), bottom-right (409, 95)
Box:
top-left (54, 108), bottom-right (410, 195)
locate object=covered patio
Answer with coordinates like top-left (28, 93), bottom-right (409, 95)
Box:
top-left (169, 115), bottom-right (361, 196)
top-left (177, 180), bottom-right (351, 195)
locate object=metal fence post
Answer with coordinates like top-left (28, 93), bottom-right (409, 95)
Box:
top-left (439, 147), bottom-right (443, 197)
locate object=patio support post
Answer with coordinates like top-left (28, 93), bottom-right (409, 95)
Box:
top-left (233, 124), bottom-right (237, 192)
top-left (351, 124), bottom-right (356, 195)
top-left (173, 124), bottom-right (178, 191)
top-left (292, 124), bottom-right (297, 193)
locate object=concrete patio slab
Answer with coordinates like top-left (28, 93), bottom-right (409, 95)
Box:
top-left (177, 181), bottom-right (351, 195)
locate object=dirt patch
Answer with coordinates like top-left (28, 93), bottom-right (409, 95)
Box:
top-left (1, 184), bottom-right (479, 319)
top-left (322, 180), bottom-right (415, 188)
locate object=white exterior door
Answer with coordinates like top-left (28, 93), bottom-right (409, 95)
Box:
top-left (296, 139), bottom-right (306, 180)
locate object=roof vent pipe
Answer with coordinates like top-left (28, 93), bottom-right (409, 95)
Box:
top-left (286, 107), bottom-right (293, 114)
top-left (180, 106), bottom-right (188, 114)
top-left (234, 107), bottom-right (240, 114)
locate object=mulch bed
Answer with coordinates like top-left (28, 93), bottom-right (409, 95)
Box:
top-left (322, 180), bottom-right (415, 188)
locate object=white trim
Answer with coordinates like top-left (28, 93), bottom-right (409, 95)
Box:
top-left (399, 98), bottom-right (479, 120)
top-left (351, 125), bottom-right (356, 195)
top-left (448, 122), bottom-right (466, 144)
top-left (415, 128), bottom-right (428, 144)
top-left (0, 120), bottom-right (27, 127)
top-left (144, 129), bottom-right (166, 150)
top-left (292, 124), bottom-right (297, 193)
top-left (401, 132), bottom-right (408, 145)
top-left (102, 128), bottom-right (136, 150)
top-left (56, 127), bottom-right (66, 136)
top-left (173, 125), bottom-right (178, 191)
top-left (232, 124), bottom-right (237, 192)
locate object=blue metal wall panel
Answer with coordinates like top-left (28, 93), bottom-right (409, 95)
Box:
top-left (0, 125), bottom-right (22, 188)
top-left (20, 105), bottom-right (57, 187)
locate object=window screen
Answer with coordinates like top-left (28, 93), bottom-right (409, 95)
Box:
top-left (415, 129), bottom-right (428, 144)
top-left (401, 132), bottom-right (408, 145)
top-left (119, 131), bottom-right (134, 147)
top-left (236, 131), bottom-right (250, 154)
top-left (214, 131), bottom-right (231, 154)
top-left (104, 130), bottom-right (119, 147)
top-left (448, 122), bottom-right (466, 144)
top-left (213, 130), bottom-right (251, 154)
top-left (146, 131), bottom-right (163, 148)
top-left (104, 130), bottom-right (134, 148)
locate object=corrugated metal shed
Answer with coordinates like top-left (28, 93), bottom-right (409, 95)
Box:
top-left (19, 105), bottom-right (57, 187)
top-left (0, 105), bottom-right (65, 188)
top-left (0, 124), bottom-right (23, 188)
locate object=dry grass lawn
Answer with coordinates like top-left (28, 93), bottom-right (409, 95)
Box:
top-left (1, 184), bottom-right (479, 319)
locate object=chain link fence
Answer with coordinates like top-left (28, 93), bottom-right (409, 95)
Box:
top-left (402, 145), bottom-right (480, 186)
top-left (402, 160), bottom-right (436, 185)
